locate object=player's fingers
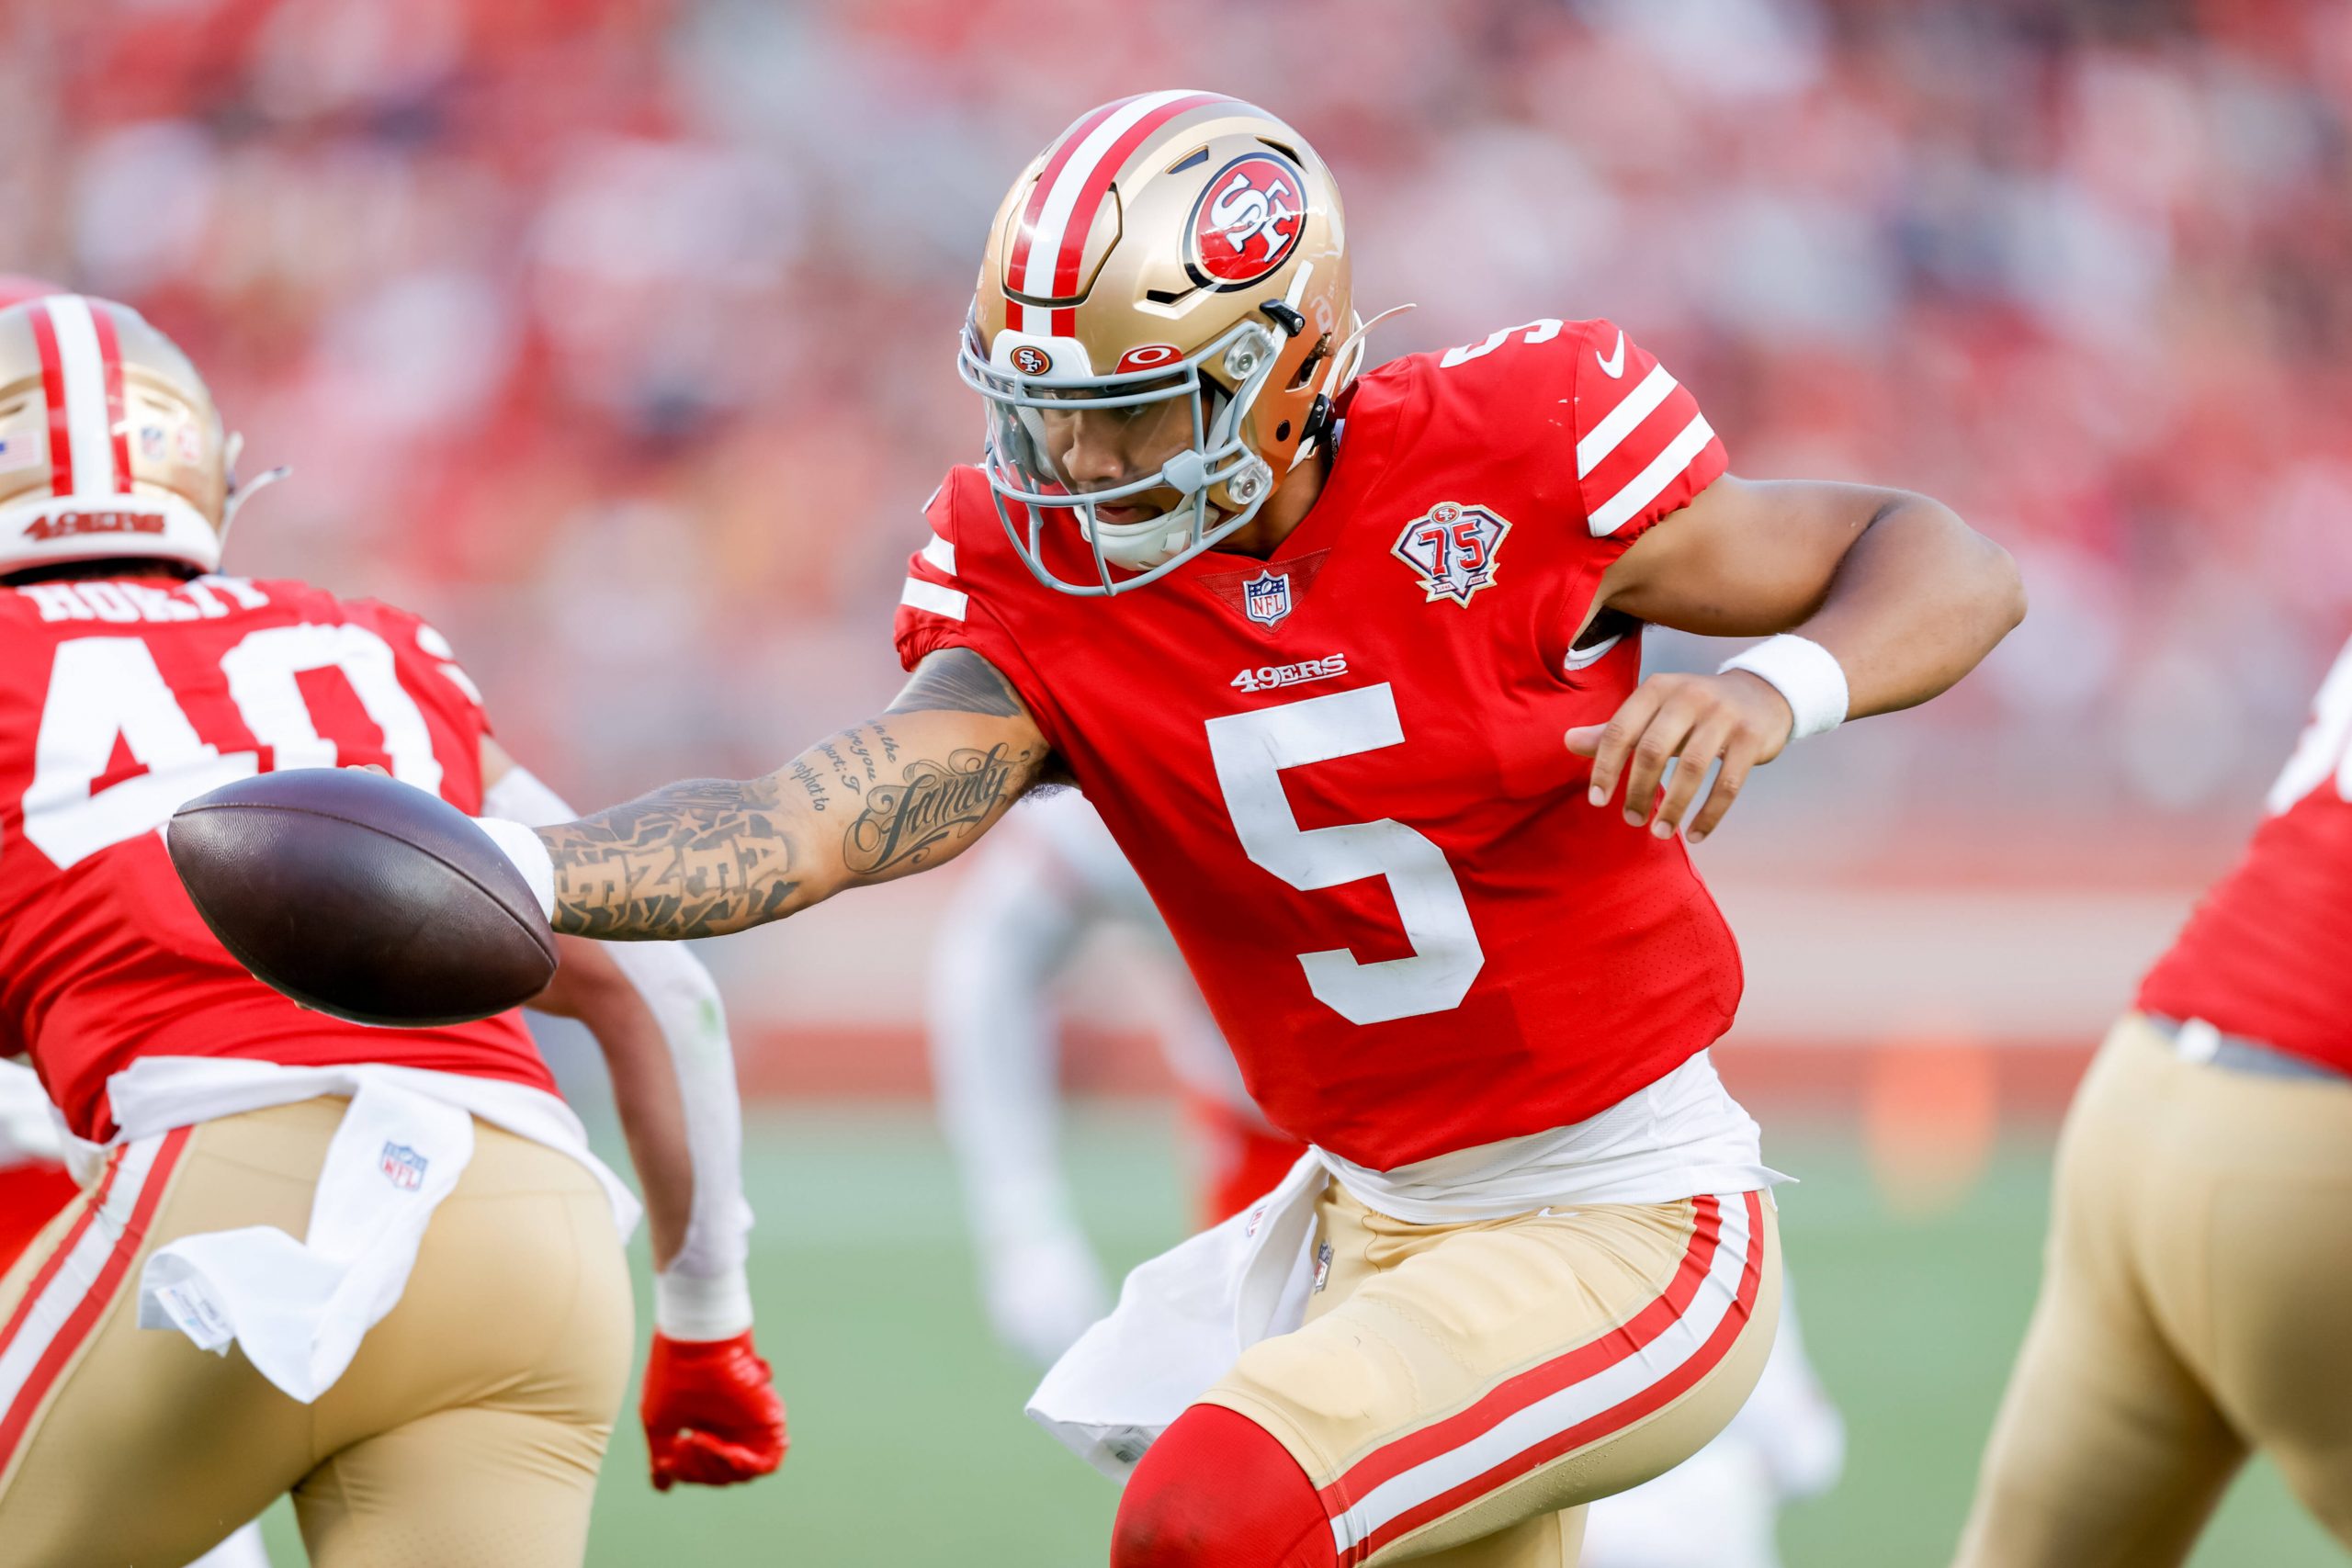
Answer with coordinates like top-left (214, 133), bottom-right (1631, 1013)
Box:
top-left (1653, 714), bottom-right (1736, 840)
top-left (665, 1429), bottom-right (778, 1485)
top-left (1575, 681), bottom-right (1670, 811)
top-left (1688, 733), bottom-right (1764, 844)
top-left (1618, 694), bottom-right (1704, 829)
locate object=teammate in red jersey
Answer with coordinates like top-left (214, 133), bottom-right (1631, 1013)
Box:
top-left (208, 94), bottom-right (2022, 1565)
top-left (0, 295), bottom-right (785, 1568)
top-left (1953, 635), bottom-right (2352, 1566)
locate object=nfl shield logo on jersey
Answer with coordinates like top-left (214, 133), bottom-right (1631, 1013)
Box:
top-left (379, 1141), bottom-right (428, 1192)
top-left (1392, 502), bottom-right (1513, 608)
top-left (1242, 569), bottom-right (1294, 628)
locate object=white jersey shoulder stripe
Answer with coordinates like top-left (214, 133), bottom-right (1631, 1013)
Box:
top-left (1575, 362), bottom-right (1677, 480)
top-left (920, 533), bottom-right (956, 577)
top-left (900, 576), bottom-right (968, 622)
top-left (1587, 414), bottom-right (1715, 537)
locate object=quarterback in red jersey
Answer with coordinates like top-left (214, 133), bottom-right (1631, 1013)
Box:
top-left (1954, 636), bottom-right (2352, 1566)
top-left (0, 295), bottom-right (784, 1567)
top-left (205, 94), bottom-right (2022, 1566)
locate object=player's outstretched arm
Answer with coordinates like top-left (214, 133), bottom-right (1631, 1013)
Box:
top-left (536, 649), bottom-right (1054, 941)
top-left (1568, 477), bottom-right (2026, 842)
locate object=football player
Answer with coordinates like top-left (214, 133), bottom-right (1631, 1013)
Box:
top-left (209, 95), bottom-right (2024, 1565)
top-left (0, 294), bottom-right (786, 1567)
top-left (936, 790), bottom-right (1847, 1568)
top-left (1951, 635), bottom-right (2352, 1566)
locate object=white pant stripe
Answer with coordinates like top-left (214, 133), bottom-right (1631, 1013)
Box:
top-left (0, 1137), bottom-right (162, 1427)
top-left (1329, 1192), bottom-right (1757, 1556)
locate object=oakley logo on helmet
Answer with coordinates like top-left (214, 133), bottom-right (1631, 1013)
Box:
top-left (1115, 344), bottom-right (1182, 372)
top-left (1009, 344), bottom-right (1053, 377)
top-left (1187, 154), bottom-right (1305, 288)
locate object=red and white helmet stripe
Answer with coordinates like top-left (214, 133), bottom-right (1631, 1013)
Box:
top-left (1005, 90), bottom-right (1229, 337)
top-left (26, 296), bottom-right (132, 500)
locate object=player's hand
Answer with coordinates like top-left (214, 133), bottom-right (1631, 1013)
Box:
top-left (1566, 671), bottom-right (1793, 844)
top-left (641, 1330), bottom-right (789, 1491)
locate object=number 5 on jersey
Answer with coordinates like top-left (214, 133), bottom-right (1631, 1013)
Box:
top-left (1206, 683), bottom-right (1485, 1025)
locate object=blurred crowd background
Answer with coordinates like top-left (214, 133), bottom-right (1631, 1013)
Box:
top-left (6, 0), bottom-right (2349, 1045)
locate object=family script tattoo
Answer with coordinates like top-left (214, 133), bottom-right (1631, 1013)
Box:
top-left (842, 744), bottom-right (1029, 874)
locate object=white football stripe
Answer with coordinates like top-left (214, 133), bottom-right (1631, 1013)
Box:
top-left (1019, 91), bottom-right (1204, 301)
top-left (44, 296), bottom-right (118, 493)
top-left (921, 534), bottom-right (956, 576)
top-left (1588, 414), bottom-right (1714, 537)
top-left (0, 1136), bottom-right (164, 1427)
top-left (900, 576), bottom-right (967, 621)
top-left (1575, 363), bottom-right (1676, 479)
top-left (1329, 1193), bottom-right (1756, 1556)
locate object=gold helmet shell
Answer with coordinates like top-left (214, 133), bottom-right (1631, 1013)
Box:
top-left (959, 92), bottom-right (1355, 593)
top-left (0, 295), bottom-right (244, 578)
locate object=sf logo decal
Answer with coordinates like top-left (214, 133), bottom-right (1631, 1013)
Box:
top-left (1186, 153), bottom-right (1305, 288)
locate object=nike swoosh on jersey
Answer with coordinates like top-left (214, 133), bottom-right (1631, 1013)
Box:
top-left (1595, 329), bottom-right (1626, 379)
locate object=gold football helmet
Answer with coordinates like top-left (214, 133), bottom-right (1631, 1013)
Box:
top-left (0, 294), bottom-right (268, 578)
top-left (959, 92), bottom-right (1365, 594)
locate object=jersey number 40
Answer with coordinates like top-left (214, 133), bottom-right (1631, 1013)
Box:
top-left (22, 623), bottom-right (454, 870)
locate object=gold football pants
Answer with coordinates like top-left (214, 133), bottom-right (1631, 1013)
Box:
top-left (0, 1096), bottom-right (632, 1568)
top-left (1204, 1179), bottom-right (1781, 1566)
top-left (1955, 1013), bottom-right (2352, 1566)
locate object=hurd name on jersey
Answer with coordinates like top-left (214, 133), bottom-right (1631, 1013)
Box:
top-left (898, 319), bottom-right (1740, 1168)
top-left (2138, 636), bottom-right (2352, 1076)
top-left (0, 574), bottom-right (555, 1138)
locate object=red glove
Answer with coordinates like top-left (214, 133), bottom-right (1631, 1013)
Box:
top-left (640, 1331), bottom-right (788, 1491)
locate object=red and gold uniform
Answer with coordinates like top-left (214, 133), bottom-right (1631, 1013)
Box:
top-left (0, 575), bottom-right (554, 1141)
top-left (910, 299), bottom-right (1777, 1565)
top-left (903, 319), bottom-right (1741, 1169)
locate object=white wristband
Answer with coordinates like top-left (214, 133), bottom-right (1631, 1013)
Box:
top-left (1719, 635), bottom-right (1849, 741)
top-left (655, 1267), bottom-right (756, 1341)
top-left (473, 817), bottom-right (557, 921)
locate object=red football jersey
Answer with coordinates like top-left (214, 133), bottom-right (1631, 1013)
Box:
top-left (899, 318), bottom-right (1742, 1168)
top-left (2138, 635), bottom-right (2352, 1074)
top-left (0, 572), bottom-right (556, 1140)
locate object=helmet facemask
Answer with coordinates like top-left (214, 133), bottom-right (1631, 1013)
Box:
top-left (960, 314), bottom-right (1289, 596)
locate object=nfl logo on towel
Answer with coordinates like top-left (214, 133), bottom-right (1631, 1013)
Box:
top-left (1242, 569), bottom-right (1292, 628)
top-left (379, 1142), bottom-right (428, 1191)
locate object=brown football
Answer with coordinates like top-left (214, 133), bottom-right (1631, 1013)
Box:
top-left (166, 768), bottom-right (557, 1027)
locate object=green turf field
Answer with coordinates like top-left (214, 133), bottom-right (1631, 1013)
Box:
top-left (255, 1105), bottom-right (2344, 1567)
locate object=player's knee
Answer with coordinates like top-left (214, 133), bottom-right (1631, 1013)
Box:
top-left (1111, 1404), bottom-right (1333, 1568)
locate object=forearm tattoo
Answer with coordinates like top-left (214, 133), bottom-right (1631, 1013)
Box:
top-left (540, 776), bottom-right (801, 941)
top-left (843, 743), bottom-right (1034, 874)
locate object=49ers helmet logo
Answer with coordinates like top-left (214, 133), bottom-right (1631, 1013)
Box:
top-left (1186, 153), bottom-right (1306, 289)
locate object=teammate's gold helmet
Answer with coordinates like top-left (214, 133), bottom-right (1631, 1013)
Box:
top-left (0, 295), bottom-right (259, 578)
top-left (959, 92), bottom-right (1360, 594)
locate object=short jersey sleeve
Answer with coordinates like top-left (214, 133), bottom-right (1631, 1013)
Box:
top-left (889, 470), bottom-right (1070, 755)
top-left (1565, 319), bottom-right (1726, 544)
